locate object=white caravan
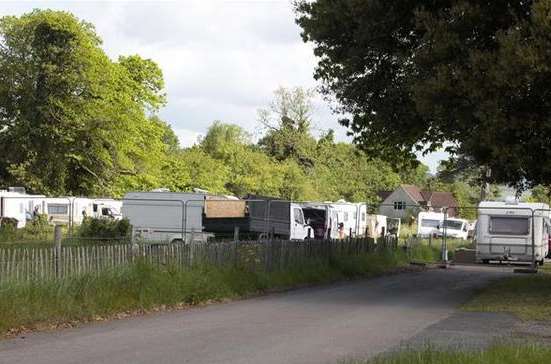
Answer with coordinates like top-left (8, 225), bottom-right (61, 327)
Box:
top-left (476, 201), bottom-right (550, 265)
top-left (0, 190), bottom-right (45, 228)
top-left (44, 197), bottom-right (95, 225)
top-left (365, 214), bottom-right (388, 238)
top-left (92, 199), bottom-right (122, 220)
top-left (417, 211), bottom-right (445, 237)
top-left (436, 218), bottom-right (470, 240)
top-left (330, 201), bottom-right (371, 238)
top-left (122, 191), bottom-right (208, 244)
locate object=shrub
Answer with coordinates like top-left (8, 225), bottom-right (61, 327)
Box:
top-left (78, 218), bottom-right (131, 239)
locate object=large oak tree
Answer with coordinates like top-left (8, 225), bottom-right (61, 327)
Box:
top-left (296, 0), bottom-right (551, 190)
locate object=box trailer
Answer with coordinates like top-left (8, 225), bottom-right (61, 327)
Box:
top-left (476, 201), bottom-right (550, 264)
top-left (203, 196), bottom-right (312, 240)
top-left (122, 191), bottom-right (208, 243)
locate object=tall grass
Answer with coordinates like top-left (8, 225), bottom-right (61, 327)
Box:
top-left (0, 248), bottom-right (416, 335)
top-left (344, 345), bottom-right (551, 364)
top-left (464, 274), bottom-right (551, 320)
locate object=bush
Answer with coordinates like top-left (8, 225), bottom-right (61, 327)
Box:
top-left (24, 214), bottom-right (50, 236)
top-left (78, 218), bottom-right (131, 239)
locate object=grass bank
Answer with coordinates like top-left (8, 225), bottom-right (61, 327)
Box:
top-left (463, 274), bottom-right (551, 320)
top-left (344, 344), bottom-right (551, 364)
top-left (0, 247), bottom-right (422, 336)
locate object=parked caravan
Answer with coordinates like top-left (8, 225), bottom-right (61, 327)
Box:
top-left (365, 215), bottom-right (388, 238)
top-left (93, 199), bottom-right (122, 220)
top-left (0, 189), bottom-right (45, 228)
top-left (436, 218), bottom-right (469, 240)
top-left (476, 201), bottom-right (550, 264)
top-left (44, 197), bottom-right (95, 225)
top-left (417, 211), bottom-right (445, 237)
top-left (122, 191), bottom-right (207, 243)
top-left (203, 196), bottom-right (312, 240)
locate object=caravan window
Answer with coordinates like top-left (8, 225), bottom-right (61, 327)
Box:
top-left (489, 217), bottom-right (529, 235)
top-left (421, 219), bottom-right (440, 228)
top-left (48, 204), bottom-right (68, 215)
top-left (443, 220), bottom-right (463, 230)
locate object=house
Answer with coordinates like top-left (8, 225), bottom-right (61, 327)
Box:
top-left (378, 185), bottom-right (458, 220)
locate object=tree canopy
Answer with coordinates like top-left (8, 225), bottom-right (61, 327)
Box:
top-left (296, 0), bottom-right (551, 191)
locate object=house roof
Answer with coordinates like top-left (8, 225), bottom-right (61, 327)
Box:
top-left (378, 185), bottom-right (458, 209)
top-left (377, 191), bottom-right (393, 201)
top-left (401, 185), bottom-right (424, 203)
top-left (423, 191), bottom-right (458, 208)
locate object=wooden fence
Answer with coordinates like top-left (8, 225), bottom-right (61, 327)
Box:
top-left (0, 236), bottom-right (398, 284)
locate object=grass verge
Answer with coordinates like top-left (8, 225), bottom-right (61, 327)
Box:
top-left (343, 344), bottom-right (551, 364)
top-left (463, 274), bottom-right (551, 320)
top-left (0, 247), bottom-right (420, 336)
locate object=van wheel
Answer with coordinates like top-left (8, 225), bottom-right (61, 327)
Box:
top-left (170, 239), bottom-right (184, 245)
top-left (539, 259), bottom-right (545, 266)
top-left (482, 259), bottom-right (490, 264)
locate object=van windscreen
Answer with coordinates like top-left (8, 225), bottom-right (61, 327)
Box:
top-left (489, 217), bottom-right (529, 235)
top-left (421, 219), bottom-right (440, 228)
top-left (443, 220), bottom-right (463, 230)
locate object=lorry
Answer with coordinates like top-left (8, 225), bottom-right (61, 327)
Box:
top-left (203, 196), bottom-right (312, 240)
top-left (122, 191), bottom-right (208, 243)
top-left (476, 200), bottom-right (550, 265)
top-left (417, 211), bottom-right (445, 237)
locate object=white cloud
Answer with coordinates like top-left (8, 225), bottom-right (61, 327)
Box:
top-left (0, 0), bottom-right (448, 169)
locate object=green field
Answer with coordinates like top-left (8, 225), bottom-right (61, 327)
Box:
top-left (344, 345), bottom-right (551, 364)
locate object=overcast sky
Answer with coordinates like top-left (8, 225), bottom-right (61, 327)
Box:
top-left (1, 0), bottom-right (448, 173)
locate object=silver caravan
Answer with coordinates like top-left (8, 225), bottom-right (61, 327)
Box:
top-left (122, 191), bottom-right (208, 244)
top-left (476, 201), bottom-right (550, 265)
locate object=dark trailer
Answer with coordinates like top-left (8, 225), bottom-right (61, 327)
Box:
top-left (202, 195), bottom-right (309, 240)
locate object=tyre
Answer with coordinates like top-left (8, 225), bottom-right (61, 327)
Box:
top-left (482, 259), bottom-right (490, 264)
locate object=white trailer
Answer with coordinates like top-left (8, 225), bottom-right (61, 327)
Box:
top-left (476, 201), bottom-right (550, 265)
top-left (417, 211), bottom-right (445, 237)
top-left (92, 199), bottom-right (122, 220)
top-left (0, 190), bottom-right (45, 228)
top-left (365, 214), bottom-right (388, 238)
top-left (436, 218), bottom-right (469, 240)
top-left (44, 197), bottom-right (95, 225)
top-left (122, 191), bottom-right (208, 244)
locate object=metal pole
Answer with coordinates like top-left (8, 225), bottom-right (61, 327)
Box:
top-left (532, 209), bottom-right (536, 270)
top-left (442, 208), bottom-right (448, 263)
top-left (54, 224), bottom-right (62, 278)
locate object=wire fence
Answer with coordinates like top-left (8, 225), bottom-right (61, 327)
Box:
top-left (0, 236), bottom-right (398, 284)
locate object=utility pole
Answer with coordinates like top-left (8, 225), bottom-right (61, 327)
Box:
top-left (480, 168), bottom-right (491, 201)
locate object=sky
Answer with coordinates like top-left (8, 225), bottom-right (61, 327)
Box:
top-left (1, 0), bottom-right (448, 173)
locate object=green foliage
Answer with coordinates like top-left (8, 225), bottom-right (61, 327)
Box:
top-left (296, 1), bottom-right (551, 190)
top-left (78, 218), bottom-right (131, 239)
top-left (0, 249), bottom-right (409, 335)
top-left (0, 10), bottom-right (167, 196)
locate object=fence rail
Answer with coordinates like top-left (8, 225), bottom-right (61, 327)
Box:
top-left (0, 236), bottom-right (397, 284)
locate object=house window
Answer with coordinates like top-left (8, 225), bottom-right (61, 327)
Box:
top-left (393, 201), bottom-right (406, 210)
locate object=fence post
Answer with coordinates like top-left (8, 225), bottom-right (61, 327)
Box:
top-left (233, 226), bottom-right (239, 268)
top-left (54, 225), bottom-right (62, 278)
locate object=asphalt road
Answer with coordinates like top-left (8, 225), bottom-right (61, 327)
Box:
top-left (0, 266), bottom-right (513, 364)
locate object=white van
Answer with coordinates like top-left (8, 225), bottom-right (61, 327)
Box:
top-left (476, 201), bottom-right (550, 265)
top-left (417, 211), bottom-right (444, 237)
top-left (436, 218), bottom-right (469, 240)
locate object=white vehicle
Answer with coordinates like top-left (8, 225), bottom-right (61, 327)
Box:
top-left (0, 189), bottom-right (45, 228)
top-left (417, 211), bottom-right (445, 237)
top-left (476, 201), bottom-right (550, 265)
top-left (331, 201), bottom-right (371, 238)
top-left (301, 203), bottom-right (340, 239)
top-left (436, 218), bottom-right (469, 240)
top-left (122, 191), bottom-right (208, 244)
top-left (93, 199), bottom-right (122, 220)
top-left (44, 197), bottom-right (95, 225)
top-left (365, 214), bottom-right (388, 238)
